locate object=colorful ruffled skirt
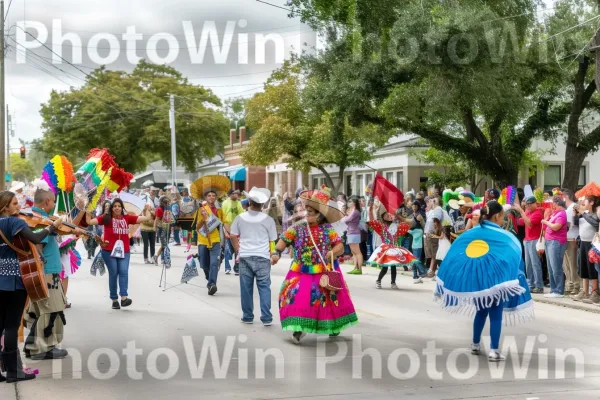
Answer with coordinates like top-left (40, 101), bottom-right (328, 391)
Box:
top-left (366, 244), bottom-right (420, 269)
top-left (279, 263), bottom-right (358, 334)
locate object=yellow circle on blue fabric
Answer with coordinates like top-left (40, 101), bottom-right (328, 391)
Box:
top-left (465, 240), bottom-right (489, 258)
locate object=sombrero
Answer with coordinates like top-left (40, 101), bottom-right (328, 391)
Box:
top-left (9, 181), bottom-right (25, 192)
top-left (448, 199), bottom-right (460, 210)
top-left (299, 186), bottom-right (344, 223)
top-left (190, 175), bottom-right (231, 200)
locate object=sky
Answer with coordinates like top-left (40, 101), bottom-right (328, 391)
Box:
top-left (4, 0), bottom-right (318, 144)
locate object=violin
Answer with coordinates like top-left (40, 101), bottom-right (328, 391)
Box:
top-left (19, 211), bottom-right (108, 248)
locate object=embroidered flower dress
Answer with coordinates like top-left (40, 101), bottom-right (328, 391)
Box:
top-left (279, 223), bottom-right (358, 334)
top-left (366, 221), bottom-right (421, 269)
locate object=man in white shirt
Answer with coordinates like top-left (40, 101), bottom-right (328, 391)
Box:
top-left (230, 187), bottom-right (278, 326)
top-left (562, 189), bottom-right (582, 295)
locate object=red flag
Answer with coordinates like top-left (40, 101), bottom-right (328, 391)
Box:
top-left (372, 174), bottom-right (404, 213)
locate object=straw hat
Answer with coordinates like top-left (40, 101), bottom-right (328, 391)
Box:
top-left (190, 175), bottom-right (231, 200)
top-left (299, 186), bottom-right (344, 223)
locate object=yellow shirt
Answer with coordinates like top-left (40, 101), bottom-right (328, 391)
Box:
top-left (193, 205), bottom-right (224, 248)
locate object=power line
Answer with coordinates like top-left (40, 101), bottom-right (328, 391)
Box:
top-left (3, 0), bottom-right (12, 21)
top-left (255, 0), bottom-right (293, 12)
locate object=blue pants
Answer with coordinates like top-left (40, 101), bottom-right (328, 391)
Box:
top-left (524, 240), bottom-right (543, 289)
top-left (239, 256), bottom-right (272, 323)
top-left (224, 239), bottom-right (233, 271)
top-left (546, 240), bottom-right (567, 294)
top-left (473, 302), bottom-right (504, 350)
top-left (101, 250), bottom-right (131, 300)
top-left (411, 248), bottom-right (427, 278)
top-left (198, 243), bottom-right (221, 287)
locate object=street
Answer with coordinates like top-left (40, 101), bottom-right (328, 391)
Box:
top-left (2, 243), bottom-right (599, 400)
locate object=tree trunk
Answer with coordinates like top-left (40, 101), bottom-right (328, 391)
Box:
top-left (562, 144), bottom-right (586, 194)
top-left (495, 169), bottom-right (519, 189)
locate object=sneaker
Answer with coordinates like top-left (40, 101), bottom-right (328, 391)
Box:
top-left (376, 280), bottom-right (382, 289)
top-left (208, 285), bottom-right (218, 295)
top-left (31, 348), bottom-right (69, 360)
top-left (582, 290), bottom-right (600, 305)
top-left (430, 276), bottom-right (437, 282)
top-left (112, 301), bottom-right (120, 310)
top-left (413, 278), bottom-right (423, 284)
top-left (571, 288), bottom-right (581, 296)
top-left (530, 288), bottom-right (544, 294)
top-left (391, 283), bottom-right (399, 290)
top-left (571, 291), bottom-right (588, 302)
top-left (329, 332), bottom-right (340, 337)
top-left (226, 270), bottom-right (231, 275)
top-left (121, 298), bottom-right (132, 307)
top-left (263, 321), bottom-right (273, 326)
top-left (471, 343), bottom-right (481, 355)
top-left (241, 319), bottom-right (253, 324)
top-left (235, 272), bottom-right (240, 276)
top-left (488, 350), bottom-right (506, 362)
top-left (544, 293), bottom-right (564, 298)
top-left (292, 331), bottom-right (306, 344)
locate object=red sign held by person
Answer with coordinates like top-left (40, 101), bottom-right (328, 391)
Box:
top-left (372, 174), bottom-right (404, 213)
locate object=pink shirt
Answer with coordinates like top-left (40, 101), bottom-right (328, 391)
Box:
top-left (544, 210), bottom-right (567, 244)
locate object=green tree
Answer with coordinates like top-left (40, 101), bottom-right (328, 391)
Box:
top-left (241, 60), bottom-right (388, 194)
top-left (287, 0), bottom-right (557, 188)
top-left (536, 0), bottom-right (600, 192)
top-left (8, 153), bottom-right (36, 182)
top-left (38, 60), bottom-right (228, 174)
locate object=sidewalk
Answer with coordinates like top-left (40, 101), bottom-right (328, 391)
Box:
top-left (358, 263), bottom-right (600, 314)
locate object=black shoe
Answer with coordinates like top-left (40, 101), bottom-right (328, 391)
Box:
top-left (31, 348), bottom-right (68, 360)
top-left (2, 350), bottom-right (36, 383)
top-left (121, 298), bottom-right (132, 307)
top-left (329, 333), bottom-right (340, 337)
top-left (24, 349), bottom-right (31, 359)
top-left (0, 373), bottom-right (5, 382)
top-left (208, 285), bottom-right (217, 295)
top-left (112, 301), bottom-right (121, 309)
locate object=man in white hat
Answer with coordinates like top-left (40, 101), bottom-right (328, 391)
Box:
top-left (230, 187), bottom-right (278, 326)
top-left (9, 181), bottom-right (27, 208)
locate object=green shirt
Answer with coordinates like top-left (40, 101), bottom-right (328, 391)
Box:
top-left (221, 199), bottom-right (244, 225)
top-left (32, 207), bottom-right (62, 274)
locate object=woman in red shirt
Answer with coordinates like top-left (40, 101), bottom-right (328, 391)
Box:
top-left (86, 198), bottom-right (151, 309)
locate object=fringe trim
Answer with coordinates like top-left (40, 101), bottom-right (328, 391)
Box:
top-left (434, 279), bottom-right (535, 326)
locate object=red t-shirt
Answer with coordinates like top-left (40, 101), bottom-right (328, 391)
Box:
top-left (155, 207), bottom-right (164, 220)
top-left (95, 215), bottom-right (139, 252)
top-left (518, 209), bottom-right (543, 241)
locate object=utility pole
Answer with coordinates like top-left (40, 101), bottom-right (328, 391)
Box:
top-left (169, 95), bottom-right (177, 188)
top-left (0, 0), bottom-right (6, 190)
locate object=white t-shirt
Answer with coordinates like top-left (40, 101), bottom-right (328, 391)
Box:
top-left (565, 203), bottom-right (579, 240)
top-left (230, 211), bottom-right (278, 259)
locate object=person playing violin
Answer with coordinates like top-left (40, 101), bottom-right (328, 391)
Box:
top-left (0, 190), bottom-right (63, 382)
top-left (23, 186), bottom-right (85, 362)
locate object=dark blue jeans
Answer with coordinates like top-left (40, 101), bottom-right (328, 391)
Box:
top-left (198, 243), bottom-right (221, 287)
top-left (224, 238), bottom-right (233, 271)
top-left (411, 248), bottom-right (427, 278)
top-left (239, 256), bottom-right (272, 323)
top-left (101, 250), bottom-right (131, 300)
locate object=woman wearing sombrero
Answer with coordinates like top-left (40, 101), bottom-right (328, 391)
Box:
top-left (366, 201), bottom-right (422, 289)
top-left (273, 186), bottom-right (358, 344)
top-left (434, 200), bottom-right (534, 362)
top-left (190, 175), bottom-right (231, 295)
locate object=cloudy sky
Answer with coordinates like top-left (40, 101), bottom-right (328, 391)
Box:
top-left (4, 0), bottom-right (318, 144)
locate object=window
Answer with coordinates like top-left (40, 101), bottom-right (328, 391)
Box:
top-left (396, 171), bottom-right (404, 191)
top-left (579, 166), bottom-right (586, 188)
top-left (356, 175), bottom-right (363, 196)
top-left (346, 175), bottom-right (352, 196)
top-left (365, 174), bottom-right (373, 187)
top-left (312, 177), bottom-right (318, 190)
top-left (544, 165), bottom-right (561, 190)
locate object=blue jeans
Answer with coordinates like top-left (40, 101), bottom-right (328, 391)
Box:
top-left (473, 302), bottom-right (504, 350)
top-left (101, 250), bottom-right (130, 300)
top-left (172, 225), bottom-right (180, 244)
top-left (198, 243), bottom-right (221, 287)
top-left (224, 239), bottom-right (233, 271)
top-left (524, 240), bottom-right (543, 289)
top-left (545, 240), bottom-right (567, 294)
top-left (411, 248), bottom-right (427, 278)
top-left (239, 256), bottom-right (272, 323)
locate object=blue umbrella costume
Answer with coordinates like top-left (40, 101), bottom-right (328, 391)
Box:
top-left (434, 219), bottom-right (534, 354)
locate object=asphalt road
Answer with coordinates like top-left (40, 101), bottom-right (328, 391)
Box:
top-left (2, 243), bottom-right (599, 400)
